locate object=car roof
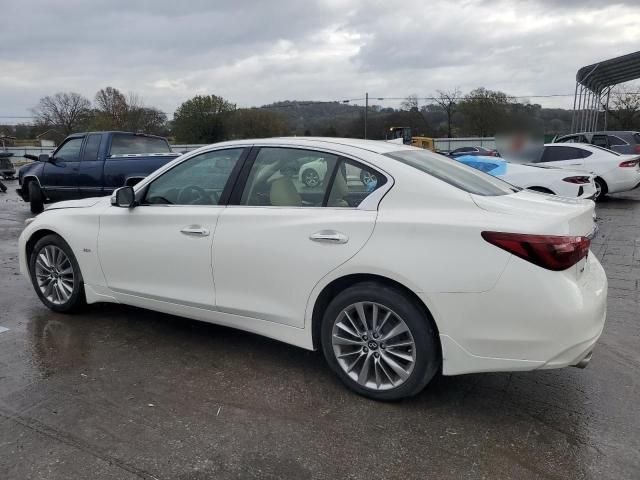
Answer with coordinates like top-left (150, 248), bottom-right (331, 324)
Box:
top-left (561, 131), bottom-right (639, 136)
top-left (206, 137), bottom-right (417, 155)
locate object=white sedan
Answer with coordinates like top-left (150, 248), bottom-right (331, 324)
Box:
top-left (19, 138), bottom-right (607, 401)
top-left (455, 155), bottom-right (597, 198)
top-left (526, 143), bottom-right (640, 200)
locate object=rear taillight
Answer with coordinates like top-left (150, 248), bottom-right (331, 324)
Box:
top-left (634, 145), bottom-right (640, 154)
top-left (562, 176), bottom-right (591, 184)
top-left (481, 231), bottom-right (590, 271)
top-left (619, 159), bottom-right (639, 168)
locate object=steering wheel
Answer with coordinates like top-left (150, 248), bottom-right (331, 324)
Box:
top-left (177, 185), bottom-right (214, 205)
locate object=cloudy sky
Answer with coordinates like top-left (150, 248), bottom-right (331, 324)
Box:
top-left (1, 0), bottom-right (640, 122)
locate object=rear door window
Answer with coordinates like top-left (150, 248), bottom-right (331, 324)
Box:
top-left (591, 135), bottom-right (608, 148)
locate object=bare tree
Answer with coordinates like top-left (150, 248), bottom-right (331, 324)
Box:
top-left (94, 87), bottom-right (128, 128)
top-left (31, 92), bottom-right (92, 135)
top-left (434, 88), bottom-right (461, 137)
top-left (401, 94), bottom-right (419, 112)
top-left (606, 83), bottom-right (640, 129)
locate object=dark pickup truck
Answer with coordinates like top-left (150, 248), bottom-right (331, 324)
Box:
top-left (17, 131), bottom-right (180, 213)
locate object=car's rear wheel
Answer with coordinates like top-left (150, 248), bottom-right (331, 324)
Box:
top-left (594, 177), bottom-right (608, 201)
top-left (321, 282), bottom-right (439, 401)
top-left (28, 234), bottom-right (86, 313)
top-left (28, 181), bottom-right (44, 214)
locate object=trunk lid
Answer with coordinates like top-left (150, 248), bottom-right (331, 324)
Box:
top-left (471, 190), bottom-right (596, 237)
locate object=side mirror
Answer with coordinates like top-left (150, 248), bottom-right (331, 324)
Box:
top-left (39, 154), bottom-right (50, 162)
top-left (111, 186), bottom-right (136, 208)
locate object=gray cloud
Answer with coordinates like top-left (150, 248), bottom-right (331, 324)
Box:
top-left (1, 0), bottom-right (639, 121)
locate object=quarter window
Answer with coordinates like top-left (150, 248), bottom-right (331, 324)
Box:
top-left (83, 134), bottom-right (102, 161)
top-left (54, 138), bottom-right (83, 162)
top-left (327, 160), bottom-right (387, 207)
top-left (541, 146), bottom-right (586, 162)
top-left (607, 135), bottom-right (626, 146)
top-left (144, 148), bottom-right (244, 205)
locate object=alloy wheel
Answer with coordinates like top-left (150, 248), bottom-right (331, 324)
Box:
top-left (34, 245), bottom-right (75, 305)
top-left (331, 302), bottom-right (416, 391)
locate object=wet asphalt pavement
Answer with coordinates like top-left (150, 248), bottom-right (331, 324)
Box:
top-left (0, 179), bottom-right (638, 480)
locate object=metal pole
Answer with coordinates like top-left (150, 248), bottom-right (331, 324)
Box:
top-left (604, 86), bottom-right (611, 131)
top-left (364, 92), bottom-right (368, 139)
top-left (591, 89), bottom-right (600, 132)
top-left (576, 85), bottom-right (584, 132)
top-left (571, 82), bottom-right (579, 132)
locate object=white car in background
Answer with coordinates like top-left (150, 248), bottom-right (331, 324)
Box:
top-left (527, 143), bottom-right (640, 200)
top-left (19, 138), bottom-right (606, 401)
top-left (456, 155), bottom-right (597, 199)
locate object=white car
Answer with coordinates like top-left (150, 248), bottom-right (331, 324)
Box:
top-left (455, 155), bottom-right (597, 199)
top-left (528, 143), bottom-right (640, 200)
top-left (298, 156), bottom-right (328, 187)
top-left (18, 138), bottom-right (607, 401)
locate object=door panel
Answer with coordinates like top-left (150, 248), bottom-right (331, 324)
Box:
top-left (98, 206), bottom-right (220, 307)
top-left (42, 137), bottom-right (84, 201)
top-left (78, 133), bottom-right (105, 198)
top-left (97, 147), bottom-right (247, 308)
top-left (213, 207), bottom-right (377, 327)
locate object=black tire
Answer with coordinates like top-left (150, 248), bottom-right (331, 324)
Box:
top-left (302, 168), bottom-right (320, 187)
top-left (527, 186), bottom-right (554, 195)
top-left (321, 282), bottom-right (440, 401)
top-left (28, 181), bottom-right (44, 214)
top-left (28, 234), bottom-right (86, 313)
top-left (594, 177), bottom-right (608, 202)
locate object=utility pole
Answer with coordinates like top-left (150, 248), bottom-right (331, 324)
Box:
top-left (364, 92), bottom-right (368, 139)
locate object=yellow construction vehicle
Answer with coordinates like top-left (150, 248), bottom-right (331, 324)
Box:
top-left (386, 127), bottom-right (435, 151)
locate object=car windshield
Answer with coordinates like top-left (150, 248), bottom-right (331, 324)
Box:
top-left (385, 149), bottom-right (518, 196)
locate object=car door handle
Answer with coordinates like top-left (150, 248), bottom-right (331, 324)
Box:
top-left (568, 163), bottom-right (582, 165)
top-left (180, 226), bottom-right (210, 236)
top-left (309, 230), bottom-right (348, 244)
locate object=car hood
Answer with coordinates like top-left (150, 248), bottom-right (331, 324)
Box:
top-left (44, 197), bottom-right (107, 211)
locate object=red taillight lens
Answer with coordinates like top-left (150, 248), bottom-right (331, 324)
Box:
top-left (481, 231), bottom-right (590, 271)
top-left (634, 145), bottom-right (640, 154)
top-left (562, 176), bottom-right (591, 184)
top-left (619, 159), bottom-right (639, 168)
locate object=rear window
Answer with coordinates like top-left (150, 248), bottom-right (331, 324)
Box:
top-left (110, 135), bottom-right (171, 155)
top-left (385, 149), bottom-right (517, 196)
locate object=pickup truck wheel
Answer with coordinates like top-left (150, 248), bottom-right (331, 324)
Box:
top-left (28, 181), bottom-right (44, 214)
top-left (29, 234), bottom-right (86, 313)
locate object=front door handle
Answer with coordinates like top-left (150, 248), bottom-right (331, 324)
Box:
top-left (309, 230), bottom-right (348, 244)
top-left (180, 226), bottom-right (210, 236)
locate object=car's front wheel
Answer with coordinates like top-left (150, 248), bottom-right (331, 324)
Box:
top-left (28, 234), bottom-right (86, 313)
top-left (321, 282), bottom-right (439, 401)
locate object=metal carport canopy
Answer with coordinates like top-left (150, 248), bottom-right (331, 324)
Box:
top-left (577, 50), bottom-right (640, 91)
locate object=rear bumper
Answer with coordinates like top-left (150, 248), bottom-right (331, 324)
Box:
top-left (606, 170), bottom-right (640, 193)
top-left (426, 253), bottom-right (607, 376)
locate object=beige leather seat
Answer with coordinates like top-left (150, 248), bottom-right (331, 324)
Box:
top-left (270, 176), bottom-right (302, 206)
top-left (327, 172), bottom-right (349, 207)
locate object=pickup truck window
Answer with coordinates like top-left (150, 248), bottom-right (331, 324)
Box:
top-left (83, 134), bottom-right (102, 161)
top-left (110, 135), bottom-right (171, 155)
top-left (54, 138), bottom-right (83, 162)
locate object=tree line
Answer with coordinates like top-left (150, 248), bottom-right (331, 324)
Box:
top-left (2, 85), bottom-right (640, 144)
